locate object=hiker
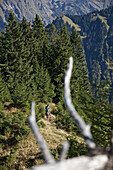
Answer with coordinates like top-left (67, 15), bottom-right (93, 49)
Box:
top-left (45, 104), bottom-right (50, 120)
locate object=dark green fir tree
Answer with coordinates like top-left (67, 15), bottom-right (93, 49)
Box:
top-left (32, 14), bottom-right (46, 65)
top-left (51, 24), bottom-right (72, 103)
top-left (70, 28), bottom-right (93, 122)
top-left (33, 59), bottom-right (55, 103)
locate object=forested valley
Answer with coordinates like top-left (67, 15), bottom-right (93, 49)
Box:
top-left (0, 12), bottom-right (113, 169)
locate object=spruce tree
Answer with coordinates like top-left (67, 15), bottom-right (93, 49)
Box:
top-left (55, 27), bottom-right (94, 136)
top-left (70, 28), bottom-right (92, 121)
top-left (32, 14), bottom-right (45, 39)
top-left (49, 24), bottom-right (58, 45)
top-left (90, 80), bottom-right (112, 147)
top-left (32, 14), bottom-right (45, 65)
top-left (32, 58), bottom-right (55, 103)
top-left (0, 12), bottom-right (34, 106)
top-left (0, 12), bottom-right (24, 100)
top-left (51, 24), bottom-right (72, 102)
top-left (48, 24), bottom-right (59, 73)
top-left (0, 12), bottom-right (20, 81)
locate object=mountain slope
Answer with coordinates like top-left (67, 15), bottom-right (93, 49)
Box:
top-left (48, 6), bottom-right (113, 91)
top-left (15, 118), bottom-right (70, 168)
top-left (0, 0), bottom-right (113, 31)
top-left (0, 116), bottom-right (72, 169)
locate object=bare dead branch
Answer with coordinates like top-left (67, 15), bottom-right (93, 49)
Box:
top-left (64, 57), bottom-right (96, 149)
top-left (28, 101), bottom-right (55, 164)
top-left (28, 57), bottom-right (111, 170)
top-left (59, 141), bottom-right (69, 161)
top-left (29, 154), bottom-right (108, 170)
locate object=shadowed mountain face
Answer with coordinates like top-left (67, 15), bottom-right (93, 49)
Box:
top-left (0, 0), bottom-right (113, 31)
top-left (47, 6), bottom-right (113, 91)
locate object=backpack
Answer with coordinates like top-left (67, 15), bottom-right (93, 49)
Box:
top-left (46, 111), bottom-right (49, 116)
top-left (45, 106), bottom-right (49, 111)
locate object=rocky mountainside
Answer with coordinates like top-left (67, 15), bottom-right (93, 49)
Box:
top-left (48, 6), bottom-right (113, 93)
top-left (0, 0), bottom-right (113, 31)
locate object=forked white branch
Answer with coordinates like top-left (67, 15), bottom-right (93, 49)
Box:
top-left (28, 57), bottom-right (111, 170)
top-left (64, 57), bottom-right (96, 149)
top-left (28, 101), bottom-right (55, 164)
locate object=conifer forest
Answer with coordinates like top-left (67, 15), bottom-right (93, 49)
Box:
top-left (0, 12), bottom-right (113, 169)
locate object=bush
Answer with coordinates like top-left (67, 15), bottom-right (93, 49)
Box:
top-left (67, 135), bottom-right (87, 158)
top-left (35, 103), bottom-right (45, 122)
top-left (50, 144), bottom-right (62, 160)
top-left (50, 135), bottom-right (87, 160)
top-left (50, 105), bottom-right (57, 115)
top-left (0, 109), bottom-right (30, 146)
top-left (37, 121), bottom-right (45, 128)
top-left (55, 102), bottom-right (79, 132)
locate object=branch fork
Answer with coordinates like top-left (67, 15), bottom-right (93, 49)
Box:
top-left (28, 57), bottom-right (112, 169)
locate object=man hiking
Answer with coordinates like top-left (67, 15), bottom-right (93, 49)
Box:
top-left (45, 104), bottom-right (50, 120)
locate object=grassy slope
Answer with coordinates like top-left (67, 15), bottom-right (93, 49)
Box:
top-left (0, 103), bottom-right (84, 169)
top-left (62, 15), bottom-right (81, 32)
top-left (15, 117), bottom-right (70, 169)
top-left (0, 110), bottom-right (70, 169)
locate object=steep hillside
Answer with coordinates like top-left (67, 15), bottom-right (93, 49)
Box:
top-left (13, 118), bottom-right (70, 169)
top-left (0, 0), bottom-right (113, 31)
top-left (0, 114), bottom-right (83, 169)
top-left (48, 6), bottom-right (113, 92)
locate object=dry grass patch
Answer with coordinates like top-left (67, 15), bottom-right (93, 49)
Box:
top-left (13, 117), bottom-right (70, 169)
top-left (39, 118), bottom-right (70, 149)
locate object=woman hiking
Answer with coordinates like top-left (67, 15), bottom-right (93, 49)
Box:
top-left (45, 104), bottom-right (50, 120)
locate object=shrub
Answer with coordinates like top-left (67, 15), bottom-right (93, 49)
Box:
top-left (50, 144), bottom-right (62, 160)
top-left (37, 121), bottom-right (45, 128)
top-left (55, 102), bottom-right (79, 132)
top-left (50, 105), bottom-right (57, 115)
top-left (0, 109), bottom-right (30, 146)
top-left (67, 135), bottom-right (87, 158)
top-left (35, 103), bottom-right (45, 122)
